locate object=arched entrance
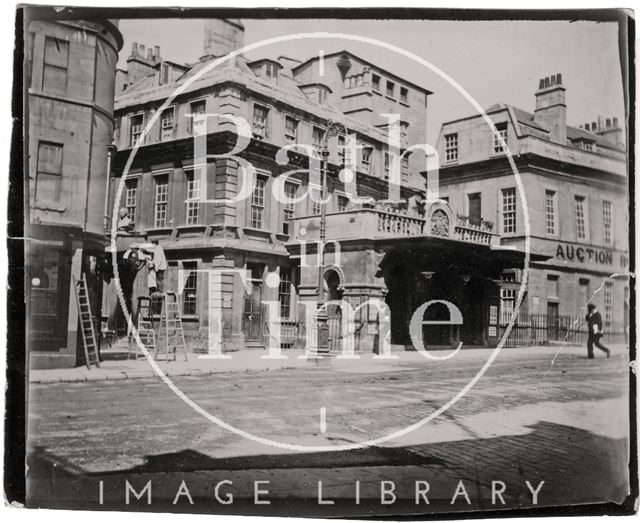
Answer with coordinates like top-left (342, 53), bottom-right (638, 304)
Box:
top-left (324, 268), bottom-right (343, 353)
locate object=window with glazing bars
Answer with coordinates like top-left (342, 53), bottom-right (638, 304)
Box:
top-left (500, 288), bottom-right (516, 325)
top-left (444, 133), bottom-right (458, 161)
top-left (386, 80), bottom-right (395, 97)
top-left (185, 169), bottom-right (201, 225)
top-left (310, 186), bottom-right (321, 215)
top-left (494, 122), bottom-right (508, 153)
top-left (154, 176), bottom-right (169, 227)
top-left (545, 189), bottom-right (557, 236)
top-left (160, 107), bottom-right (175, 140)
top-left (574, 195), bottom-right (587, 240)
top-left (279, 269), bottom-right (292, 318)
top-left (501, 187), bottom-right (516, 234)
top-left (130, 114), bottom-right (144, 146)
top-left (189, 100), bottom-right (206, 135)
top-left (284, 116), bottom-right (298, 143)
top-left (182, 262), bottom-right (198, 316)
top-left (43, 36), bottom-right (69, 95)
top-left (604, 281), bottom-right (613, 327)
top-left (250, 178), bottom-right (266, 229)
top-left (312, 126), bottom-right (324, 155)
top-left (372, 74), bottom-right (381, 91)
top-left (337, 195), bottom-right (349, 211)
top-left (253, 105), bottom-right (268, 139)
top-left (361, 146), bottom-right (372, 172)
top-left (603, 200), bottom-right (612, 245)
top-left (125, 179), bottom-right (137, 224)
top-left (36, 141), bottom-right (63, 204)
top-left (282, 182), bottom-right (296, 235)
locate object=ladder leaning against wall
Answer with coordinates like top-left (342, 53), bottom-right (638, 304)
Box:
top-left (72, 275), bottom-right (101, 370)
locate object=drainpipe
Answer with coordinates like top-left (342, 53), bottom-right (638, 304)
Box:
top-left (104, 144), bottom-right (116, 235)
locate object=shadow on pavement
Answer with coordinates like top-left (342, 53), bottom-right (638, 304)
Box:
top-left (28, 420), bottom-right (629, 505)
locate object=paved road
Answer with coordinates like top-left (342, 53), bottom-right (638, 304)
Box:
top-left (27, 345), bottom-right (631, 514)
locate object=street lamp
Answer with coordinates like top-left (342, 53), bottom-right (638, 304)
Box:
top-left (313, 120), bottom-right (346, 356)
top-left (318, 120), bottom-right (346, 304)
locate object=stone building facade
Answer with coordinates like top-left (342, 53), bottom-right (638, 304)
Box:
top-left (437, 74), bottom-right (629, 341)
top-left (106, 19), bottom-right (534, 353)
top-left (25, 13), bottom-right (123, 368)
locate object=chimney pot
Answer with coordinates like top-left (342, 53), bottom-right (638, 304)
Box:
top-left (534, 72), bottom-right (567, 144)
top-left (131, 42), bottom-right (138, 56)
top-left (147, 48), bottom-right (153, 61)
top-left (605, 118), bottom-right (612, 128)
top-left (613, 117), bottom-right (618, 127)
top-left (139, 44), bottom-right (145, 57)
top-left (154, 45), bottom-right (160, 60)
top-left (592, 121), bottom-right (597, 130)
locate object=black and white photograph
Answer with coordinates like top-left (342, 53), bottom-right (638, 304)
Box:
top-left (6, 4), bottom-right (637, 519)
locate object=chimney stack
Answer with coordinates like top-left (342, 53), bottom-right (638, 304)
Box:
top-left (534, 73), bottom-right (567, 145)
top-left (202, 19), bottom-right (244, 60)
top-left (594, 115), bottom-right (624, 148)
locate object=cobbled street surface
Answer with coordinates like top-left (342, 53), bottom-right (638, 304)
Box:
top-left (27, 345), bottom-right (631, 515)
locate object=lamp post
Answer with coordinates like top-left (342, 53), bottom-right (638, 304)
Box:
top-left (314, 120), bottom-right (346, 356)
top-left (318, 121), bottom-right (346, 303)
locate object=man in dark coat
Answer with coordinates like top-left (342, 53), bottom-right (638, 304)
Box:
top-left (585, 303), bottom-right (611, 359)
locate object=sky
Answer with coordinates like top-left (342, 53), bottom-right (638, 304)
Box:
top-left (117, 18), bottom-right (625, 144)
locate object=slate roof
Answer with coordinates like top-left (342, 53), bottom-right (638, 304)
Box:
top-left (115, 52), bottom-right (393, 144)
top-left (485, 103), bottom-right (622, 151)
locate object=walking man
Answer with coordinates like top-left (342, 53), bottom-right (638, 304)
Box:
top-left (585, 303), bottom-right (611, 359)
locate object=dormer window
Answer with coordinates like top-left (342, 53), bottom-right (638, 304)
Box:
top-left (265, 62), bottom-right (278, 79)
top-left (300, 83), bottom-right (332, 105)
top-left (159, 62), bottom-right (170, 85)
top-left (318, 86), bottom-right (328, 104)
top-left (493, 122), bottom-right (508, 153)
top-left (249, 59), bottom-right (282, 83)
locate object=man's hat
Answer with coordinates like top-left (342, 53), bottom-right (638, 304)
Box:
top-left (587, 303), bottom-right (596, 311)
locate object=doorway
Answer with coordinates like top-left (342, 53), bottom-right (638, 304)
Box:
top-left (243, 263), bottom-right (264, 342)
top-left (547, 301), bottom-right (559, 340)
top-left (324, 269), bottom-right (343, 353)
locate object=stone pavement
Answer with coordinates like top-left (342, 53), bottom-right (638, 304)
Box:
top-left (28, 343), bottom-right (619, 384)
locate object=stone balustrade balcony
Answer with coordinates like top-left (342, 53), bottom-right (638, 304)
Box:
top-left (291, 207), bottom-right (499, 246)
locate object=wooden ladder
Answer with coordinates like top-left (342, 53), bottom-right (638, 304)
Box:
top-left (72, 275), bottom-right (101, 370)
top-left (155, 292), bottom-right (188, 362)
top-left (128, 296), bottom-right (157, 359)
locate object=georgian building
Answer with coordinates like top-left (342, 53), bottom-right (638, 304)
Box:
top-left (25, 13), bottom-right (122, 368)
top-left (437, 74), bottom-right (629, 341)
top-left (106, 19), bottom-right (535, 352)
